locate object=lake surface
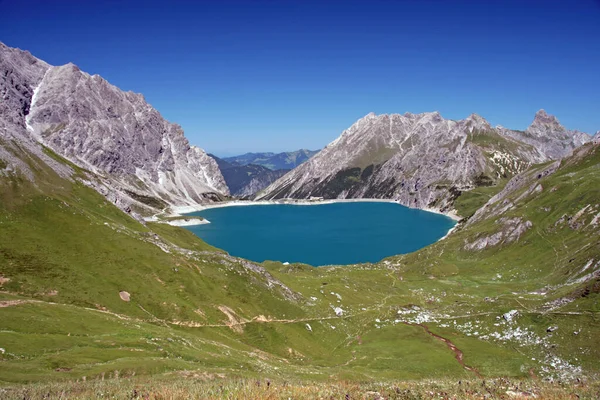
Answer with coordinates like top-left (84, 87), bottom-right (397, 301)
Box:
top-left (184, 202), bottom-right (455, 266)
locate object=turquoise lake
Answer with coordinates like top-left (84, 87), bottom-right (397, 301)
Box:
top-left (184, 202), bottom-right (455, 266)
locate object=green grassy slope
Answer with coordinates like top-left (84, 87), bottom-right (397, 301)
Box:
top-left (260, 143), bottom-right (600, 381)
top-left (1, 140), bottom-right (599, 388)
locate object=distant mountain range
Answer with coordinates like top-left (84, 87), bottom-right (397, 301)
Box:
top-left (210, 150), bottom-right (318, 197)
top-left (208, 154), bottom-right (290, 197)
top-left (223, 149), bottom-right (319, 170)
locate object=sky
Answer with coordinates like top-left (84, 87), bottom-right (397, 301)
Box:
top-left (1, 0), bottom-right (599, 156)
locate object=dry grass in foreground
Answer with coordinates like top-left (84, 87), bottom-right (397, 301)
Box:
top-left (1, 377), bottom-right (599, 399)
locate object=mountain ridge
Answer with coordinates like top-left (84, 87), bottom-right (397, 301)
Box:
top-left (0, 41), bottom-right (228, 217)
top-left (257, 110), bottom-right (591, 217)
top-left (223, 149), bottom-right (319, 170)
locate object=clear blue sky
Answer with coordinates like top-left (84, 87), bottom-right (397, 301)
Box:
top-left (1, 0), bottom-right (599, 155)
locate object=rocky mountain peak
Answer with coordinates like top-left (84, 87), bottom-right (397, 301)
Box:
top-left (357, 112), bottom-right (378, 124)
top-left (528, 109), bottom-right (564, 133)
top-left (422, 111), bottom-right (443, 122)
top-left (464, 113), bottom-right (492, 132)
top-left (258, 105), bottom-right (591, 213)
top-left (65, 62), bottom-right (80, 72)
top-left (332, 112), bottom-right (380, 143)
top-left (466, 113), bottom-right (486, 122)
top-left (521, 109), bottom-right (591, 157)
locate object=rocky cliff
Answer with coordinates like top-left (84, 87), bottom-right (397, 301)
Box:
top-left (1, 42), bottom-right (227, 215)
top-left (0, 43), bottom-right (74, 181)
top-left (257, 111), bottom-right (591, 215)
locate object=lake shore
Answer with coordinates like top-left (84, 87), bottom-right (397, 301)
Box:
top-left (164, 218), bottom-right (210, 227)
top-left (170, 199), bottom-right (462, 222)
top-left (170, 198), bottom-right (459, 264)
top-left (143, 216), bottom-right (211, 227)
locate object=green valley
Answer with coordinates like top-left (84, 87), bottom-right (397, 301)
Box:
top-left (1, 131), bottom-right (599, 398)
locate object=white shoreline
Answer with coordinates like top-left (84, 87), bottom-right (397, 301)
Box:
top-left (165, 218), bottom-right (210, 227)
top-left (439, 225), bottom-right (458, 241)
top-left (162, 198), bottom-right (460, 252)
top-left (143, 216), bottom-right (211, 227)
top-left (168, 198), bottom-right (460, 244)
top-left (421, 206), bottom-right (461, 222)
top-left (170, 199), bottom-right (461, 222)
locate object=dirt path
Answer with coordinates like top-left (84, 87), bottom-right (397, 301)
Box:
top-left (169, 314), bottom-right (343, 329)
top-left (402, 322), bottom-right (482, 378)
top-left (0, 299), bottom-right (34, 308)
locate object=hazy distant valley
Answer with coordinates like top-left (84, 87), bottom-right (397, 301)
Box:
top-left (209, 149), bottom-right (318, 197)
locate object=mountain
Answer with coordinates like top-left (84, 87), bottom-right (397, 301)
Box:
top-left (499, 109), bottom-right (591, 159)
top-left (257, 111), bottom-right (591, 216)
top-left (594, 131), bottom-right (600, 144)
top-left (0, 42), bottom-right (228, 216)
top-left (209, 154), bottom-right (289, 197)
top-left (1, 116), bottom-right (599, 385)
top-left (223, 149), bottom-right (319, 170)
top-left (0, 42), bottom-right (74, 184)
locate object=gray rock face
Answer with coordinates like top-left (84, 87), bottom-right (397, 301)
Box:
top-left (0, 42), bottom-right (72, 182)
top-left (1, 41), bottom-right (228, 214)
top-left (593, 131), bottom-right (600, 144)
top-left (0, 43), bottom-right (48, 132)
top-left (464, 217), bottom-right (533, 251)
top-left (499, 109), bottom-right (591, 159)
top-left (257, 111), bottom-right (578, 214)
top-left (467, 161), bottom-right (561, 226)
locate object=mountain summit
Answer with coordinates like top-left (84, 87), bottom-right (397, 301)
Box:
top-left (529, 109), bottom-right (562, 131)
top-left (0, 42), bottom-right (228, 215)
top-left (500, 109), bottom-right (592, 159)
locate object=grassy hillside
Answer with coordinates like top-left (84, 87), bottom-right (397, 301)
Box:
top-left (1, 139), bottom-right (599, 394)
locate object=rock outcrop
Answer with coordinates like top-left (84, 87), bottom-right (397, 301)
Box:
top-left (464, 217), bottom-right (533, 251)
top-left (0, 42), bottom-right (73, 182)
